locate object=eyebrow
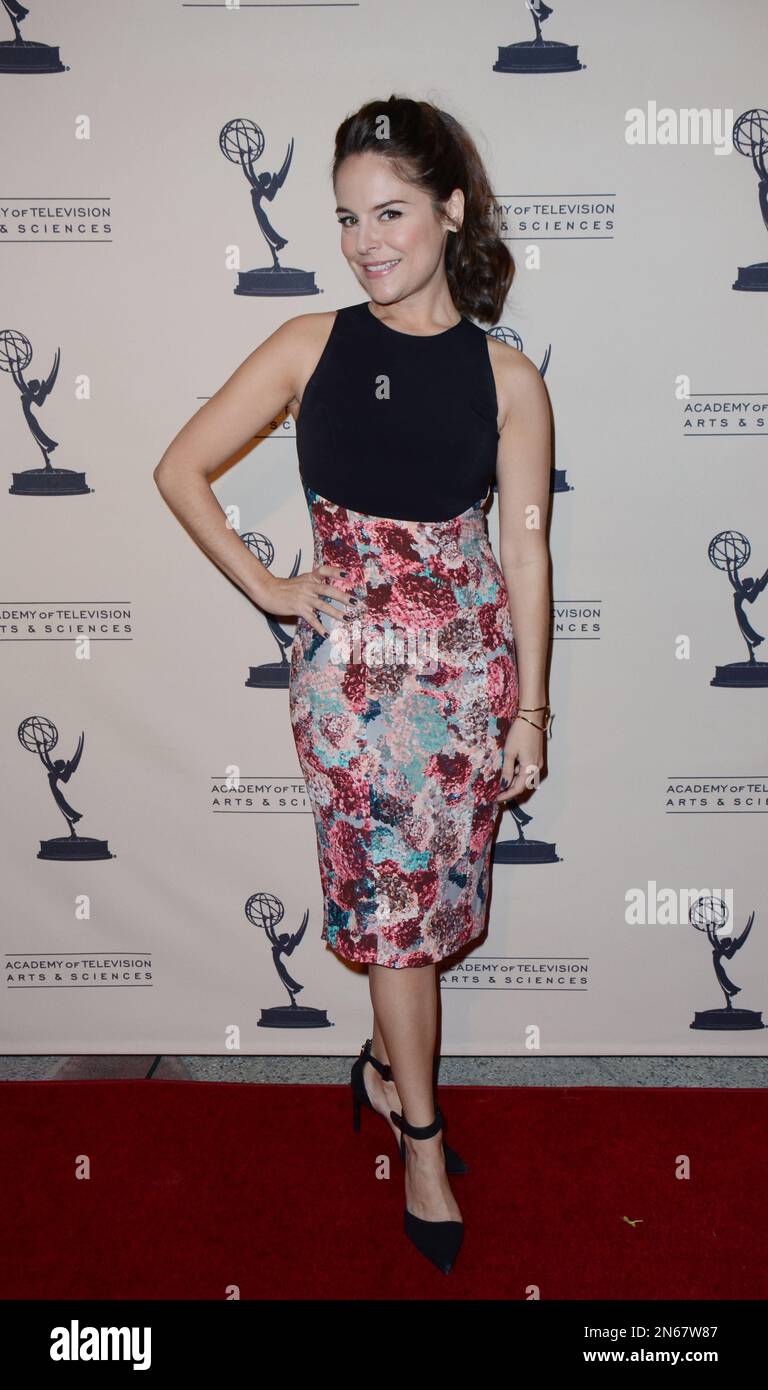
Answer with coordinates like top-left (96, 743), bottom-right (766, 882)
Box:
top-left (334, 199), bottom-right (409, 214)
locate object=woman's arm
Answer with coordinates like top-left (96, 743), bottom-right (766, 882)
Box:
top-left (491, 344), bottom-right (553, 801)
top-left (494, 346), bottom-right (553, 710)
top-left (153, 314), bottom-right (317, 609)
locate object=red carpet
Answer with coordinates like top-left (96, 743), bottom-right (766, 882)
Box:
top-left (1, 1080), bottom-right (765, 1300)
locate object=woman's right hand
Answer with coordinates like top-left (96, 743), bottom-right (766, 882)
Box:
top-left (257, 564), bottom-right (354, 638)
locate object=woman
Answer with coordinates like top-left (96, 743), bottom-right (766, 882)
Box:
top-left (155, 95), bottom-right (552, 1276)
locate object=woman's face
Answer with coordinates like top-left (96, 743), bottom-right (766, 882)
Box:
top-left (334, 151), bottom-right (462, 301)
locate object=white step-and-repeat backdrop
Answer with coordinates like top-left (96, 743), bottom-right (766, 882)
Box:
top-left (3, 0), bottom-right (766, 1054)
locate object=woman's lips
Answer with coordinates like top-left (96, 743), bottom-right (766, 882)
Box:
top-left (362, 258), bottom-right (401, 278)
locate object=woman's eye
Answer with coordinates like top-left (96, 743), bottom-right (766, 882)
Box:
top-left (337, 209), bottom-right (401, 228)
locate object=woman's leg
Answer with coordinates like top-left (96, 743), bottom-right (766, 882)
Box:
top-left (368, 962), bottom-right (461, 1223)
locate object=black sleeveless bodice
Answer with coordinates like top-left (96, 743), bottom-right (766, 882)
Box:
top-left (295, 300), bottom-right (499, 522)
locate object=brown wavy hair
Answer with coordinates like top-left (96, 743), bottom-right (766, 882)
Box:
top-left (331, 95), bottom-right (514, 327)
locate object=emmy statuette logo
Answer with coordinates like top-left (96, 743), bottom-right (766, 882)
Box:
top-left (493, 796), bottom-right (561, 865)
top-left (493, 0), bottom-right (584, 75)
top-left (0, 0), bottom-right (67, 73)
top-left (239, 528), bottom-right (302, 688)
top-left (689, 896), bottom-right (764, 1031)
top-left (708, 530), bottom-right (768, 687)
top-left (219, 119), bottom-right (320, 298)
top-left (1, 330), bottom-right (92, 495)
top-left (18, 715), bottom-right (114, 860)
top-left (731, 108), bottom-right (768, 291)
top-left (245, 892), bottom-right (332, 1029)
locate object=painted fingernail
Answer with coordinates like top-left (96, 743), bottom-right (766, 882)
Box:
top-left (500, 777), bottom-right (509, 789)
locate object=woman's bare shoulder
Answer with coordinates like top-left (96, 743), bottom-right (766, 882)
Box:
top-left (485, 332), bottom-right (547, 431)
top-left (273, 308), bottom-right (338, 349)
top-left (485, 330), bottom-right (539, 380)
top-left (274, 311), bottom-right (338, 417)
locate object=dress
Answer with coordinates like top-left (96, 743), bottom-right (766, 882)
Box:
top-left (289, 301), bottom-right (519, 968)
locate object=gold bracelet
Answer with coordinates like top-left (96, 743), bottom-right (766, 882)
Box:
top-left (514, 704), bottom-right (551, 733)
top-left (515, 713), bottom-right (549, 732)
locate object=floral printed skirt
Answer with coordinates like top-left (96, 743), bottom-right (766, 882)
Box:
top-left (288, 484), bottom-right (519, 968)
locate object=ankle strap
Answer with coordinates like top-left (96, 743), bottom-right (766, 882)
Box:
top-left (361, 1037), bottom-right (393, 1082)
top-left (389, 1104), bottom-right (444, 1140)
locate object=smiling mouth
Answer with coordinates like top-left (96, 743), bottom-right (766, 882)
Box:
top-left (362, 259), bottom-right (401, 276)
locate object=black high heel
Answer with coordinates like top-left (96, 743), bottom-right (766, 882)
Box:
top-left (390, 1104), bottom-right (464, 1274)
top-left (350, 1038), bottom-right (469, 1175)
